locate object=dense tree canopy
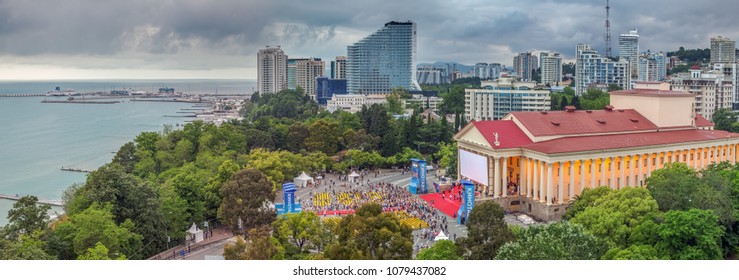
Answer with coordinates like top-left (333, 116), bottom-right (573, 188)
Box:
top-left (457, 201), bottom-right (514, 259)
top-left (495, 221), bottom-right (607, 260)
top-left (416, 240), bottom-right (462, 260)
top-left (325, 204), bottom-right (413, 260)
top-left (218, 169), bottom-right (276, 235)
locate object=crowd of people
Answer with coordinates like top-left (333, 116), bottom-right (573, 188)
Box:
top-left (301, 170), bottom-right (450, 237)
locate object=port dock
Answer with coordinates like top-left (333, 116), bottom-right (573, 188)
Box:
top-left (0, 194), bottom-right (63, 207)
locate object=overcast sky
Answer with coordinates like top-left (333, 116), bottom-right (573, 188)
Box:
top-left (0, 0), bottom-right (736, 80)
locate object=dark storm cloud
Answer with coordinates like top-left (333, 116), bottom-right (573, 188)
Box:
top-left (0, 0), bottom-right (737, 72)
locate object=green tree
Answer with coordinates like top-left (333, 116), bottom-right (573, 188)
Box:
top-left (712, 108), bottom-right (738, 132)
top-left (580, 89), bottom-right (610, 110)
top-left (78, 242), bottom-right (126, 260)
top-left (112, 142), bottom-right (138, 173)
top-left (272, 211), bottom-right (324, 259)
top-left (569, 187), bottom-right (660, 248)
top-left (386, 93), bottom-right (405, 115)
top-left (495, 221), bottom-right (607, 260)
top-left (52, 203), bottom-right (142, 260)
top-left (656, 209), bottom-right (724, 260)
top-left (325, 204), bottom-right (413, 260)
top-left (286, 122), bottom-right (310, 152)
top-left (602, 244), bottom-right (662, 260)
top-left (565, 186), bottom-right (613, 220)
top-left (0, 231), bottom-right (55, 260)
top-left (3, 195), bottom-right (51, 239)
top-left (416, 240), bottom-right (462, 260)
top-left (457, 201), bottom-right (514, 259)
top-left (607, 84), bottom-right (623, 92)
top-left (219, 169), bottom-right (276, 235)
top-left (223, 226), bottom-right (285, 260)
top-left (62, 163), bottom-right (167, 257)
top-left (305, 119), bottom-right (340, 154)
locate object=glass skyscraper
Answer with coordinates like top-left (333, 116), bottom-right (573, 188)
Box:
top-left (347, 21), bottom-right (419, 94)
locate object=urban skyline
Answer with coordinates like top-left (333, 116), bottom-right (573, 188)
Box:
top-left (1, 0), bottom-right (738, 80)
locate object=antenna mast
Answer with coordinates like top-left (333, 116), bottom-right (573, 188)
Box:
top-left (604, 0), bottom-right (612, 57)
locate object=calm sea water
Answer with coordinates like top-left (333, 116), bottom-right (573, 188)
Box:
top-left (0, 79), bottom-right (255, 225)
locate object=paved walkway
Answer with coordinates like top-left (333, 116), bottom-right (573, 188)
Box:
top-left (148, 227), bottom-right (233, 260)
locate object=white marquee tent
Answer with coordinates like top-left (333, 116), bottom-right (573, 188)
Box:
top-left (434, 231), bottom-right (449, 241)
top-left (187, 223), bottom-right (204, 244)
top-left (294, 171), bottom-right (314, 188)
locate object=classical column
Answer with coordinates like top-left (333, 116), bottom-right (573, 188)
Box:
top-left (539, 161), bottom-right (546, 203)
top-left (732, 144), bottom-right (736, 164)
top-left (635, 154), bottom-right (642, 186)
top-left (691, 149), bottom-right (698, 169)
top-left (569, 161), bottom-right (575, 201)
top-left (702, 148), bottom-right (707, 169)
top-left (580, 160), bottom-right (586, 192)
top-left (547, 162), bottom-right (554, 206)
top-left (520, 157), bottom-right (526, 197)
top-left (502, 157), bottom-right (508, 198)
top-left (493, 157), bottom-right (501, 198)
top-left (619, 155), bottom-right (626, 189)
top-left (629, 155), bottom-right (635, 186)
top-left (590, 159), bottom-right (596, 188)
top-left (610, 156), bottom-right (616, 189)
top-left (601, 158), bottom-right (607, 187)
top-left (533, 160), bottom-right (539, 200)
top-left (527, 159), bottom-right (533, 198)
top-left (557, 162), bottom-right (564, 204)
top-left (647, 153), bottom-right (653, 178)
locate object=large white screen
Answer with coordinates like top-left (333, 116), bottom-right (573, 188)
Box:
top-left (459, 149), bottom-right (488, 186)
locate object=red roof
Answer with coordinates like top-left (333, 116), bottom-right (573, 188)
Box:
top-left (695, 114), bottom-right (714, 127)
top-left (523, 129), bottom-right (739, 154)
top-left (471, 120), bottom-right (532, 149)
top-left (509, 109), bottom-right (658, 137)
top-left (691, 65), bottom-right (701, 70)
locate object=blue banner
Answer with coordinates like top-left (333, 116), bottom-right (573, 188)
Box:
top-left (457, 180), bottom-right (476, 224)
top-left (409, 158), bottom-right (427, 194)
top-left (277, 182), bottom-right (300, 215)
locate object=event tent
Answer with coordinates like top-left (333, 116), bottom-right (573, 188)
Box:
top-left (187, 223), bottom-right (204, 243)
top-left (348, 171), bottom-right (360, 182)
top-left (434, 231), bottom-right (449, 241)
top-left (294, 171), bottom-right (314, 188)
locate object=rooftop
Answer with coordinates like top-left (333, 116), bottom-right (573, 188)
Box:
top-left (524, 129), bottom-right (739, 154)
top-left (471, 120), bottom-right (532, 149)
top-left (509, 109), bottom-right (657, 137)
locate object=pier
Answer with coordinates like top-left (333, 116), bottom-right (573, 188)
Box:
top-left (0, 194), bottom-right (63, 207)
top-left (0, 93), bottom-right (46, 97)
top-left (61, 167), bottom-right (92, 173)
top-left (42, 100), bottom-right (120, 104)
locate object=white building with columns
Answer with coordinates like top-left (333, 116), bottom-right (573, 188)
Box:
top-left (454, 88), bottom-right (735, 221)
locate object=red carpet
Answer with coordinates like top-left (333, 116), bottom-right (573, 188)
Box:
top-left (420, 190), bottom-right (462, 217)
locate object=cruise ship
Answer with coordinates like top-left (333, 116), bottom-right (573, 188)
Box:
top-left (46, 87), bottom-right (82, 96)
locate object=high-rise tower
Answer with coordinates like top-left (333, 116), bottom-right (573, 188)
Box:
top-left (257, 46), bottom-right (288, 94)
top-left (347, 21), bottom-right (419, 94)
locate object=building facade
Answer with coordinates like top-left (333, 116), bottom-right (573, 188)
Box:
top-left (287, 58), bottom-right (305, 90)
top-left (474, 63), bottom-right (490, 80)
top-left (454, 89), bottom-right (728, 222)
top-left (539, 52), bottom-right (562, 85)
top-left (296, 58), bottom-right (325, 99)
top-left (464, 78), bottom-right (551, 121)
top-left (326, 94), bottom-right (388, 113)
top-left (619, 29), bottom-right (640, 82)
top-left (404, 93), bottom-right (443, 111)
top-left (575, 44), bottom-right (630, 95)
top-left (416, 65), bottom-right (448, 84)
top-left (347, 21), bottom-right (419, 94)
top-left (331, 56), bottom-right (347, 79)
top-left (315, 77), bottom-right (347, 105)
top-left (257, 46), bottom-right (288, 94)
top-left (638, 51), bottom-right (667, 82)
top-left (513, 52), bottom-right (538, 82)
top-left (671, 66), bottom-right (734, 120)
top-left (710, 36), bottom-right (736, 64)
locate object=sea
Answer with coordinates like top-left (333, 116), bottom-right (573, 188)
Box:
top-left (0, 79), bottom-right (255, 225)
